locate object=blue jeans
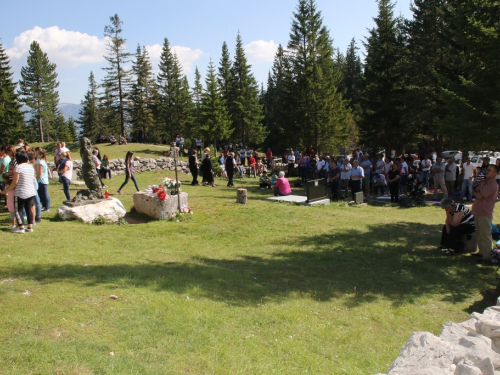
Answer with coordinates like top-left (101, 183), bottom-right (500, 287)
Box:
top-left (119, 173), bottom-right (139, 191)
top-left (460, 179), bottom-right (473, 200)
top-left (61, 176), bottom-right (71, 200)
top-left (33, 180), bottom-right (41, 219)
top-left (38, 182), bottom-right (50, 210)
top-left (420, 171), bottom-right (430, 189)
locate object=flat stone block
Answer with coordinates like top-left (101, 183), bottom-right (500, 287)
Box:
top-left (133, 191), bottom-right (188, 219)
top-left (57, 197), bottom-right (126, 223)
top-left (266, 195), bottom-right (330, 206)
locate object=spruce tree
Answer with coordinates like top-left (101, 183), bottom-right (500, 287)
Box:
top-left (438, 1), bottom-right (500, 150)
top-left (201, 60), bottom-right (232, 151)
top-left (66, 115), bottom-right (77, 142)
top-left (129, 45), bottom-right (156, 142)
top-left (340, 38), bottom-right (363, 110)
top-left (102, 14), bottom-right (131, 137)
top-left (229, 33), bottom-right (266, 146)
top-left (0, 39), bottom-right (24, 144)
top-left (191, 67), bottom-right (204, 140)
top-left (18, 41), bottom-right (61, 143)
top-left (405, 0), bottom-right (449, 153)
top-left (360, 0), bottom-right (409, 155)
top-left (286, 0), bottom-right (349, 153)
top-left (77, 71), bottom-right (101, 140)
top-left (156, 37), bottom-right (192, 143)
top-left (217, 41), bottom-right (233, 103)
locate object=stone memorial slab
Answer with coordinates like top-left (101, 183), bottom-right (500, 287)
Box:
top-left (57, 197), bottom-right (126, 223)
top-left (133, 191), bottom-right (189, 219)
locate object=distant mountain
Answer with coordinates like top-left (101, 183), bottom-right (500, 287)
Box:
top-left (22, 103), bottom-right (82, 121)
top-left (58, 103), bottom-right (82, 120)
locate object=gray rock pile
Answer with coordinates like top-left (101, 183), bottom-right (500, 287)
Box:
top-left (378, 298), bottom-right (500, 375)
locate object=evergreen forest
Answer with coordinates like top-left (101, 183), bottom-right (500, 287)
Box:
top-left (0, 0), bottom-right (499, 155)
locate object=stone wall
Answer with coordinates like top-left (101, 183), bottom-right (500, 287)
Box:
top-left (49, 157), bottom-right (298, 181)
top-left (377, 298), bottom-right (500, 374)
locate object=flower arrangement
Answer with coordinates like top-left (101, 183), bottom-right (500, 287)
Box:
top-left (156, 184), bottom-right (167, 201)
top-left (163, 177), bottom-right (181, 191)
top-left (168, 206), bottom-right (193, 222)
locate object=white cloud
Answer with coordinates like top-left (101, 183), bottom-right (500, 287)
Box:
top-left (244, 40), bottom-right (279, 64)
top-left (7, 26), bottom-right (106, 68)
top-left (146, 44), bottom-right (203, 74)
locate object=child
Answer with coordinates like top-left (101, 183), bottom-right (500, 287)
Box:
top-left (1, 175), bottom-right (16, 230)
top-left (259, 171), bottom-right (272, 189)
top-left (473, 166), bottom-right (484, 191)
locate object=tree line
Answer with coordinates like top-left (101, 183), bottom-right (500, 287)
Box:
top-left (0, 0), bottom-right (498, 155)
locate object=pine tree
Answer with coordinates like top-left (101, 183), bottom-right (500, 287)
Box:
top-left (405, 0), bottom-right (449, 153)
top-left (77, 71), bottom-right (101, 140)
top-left (340, 38), bottom-right (363, 110)
top-left (191, 66), bottom-right (204, 139)
top-left (129, 45), bottom-right (156, 142)
top-left (360, 0), bottom-right (409, 154)
top-left (217, 41), bottom-right (233, 103)
top-left (156, 37), bottom-right (192, 143)
top-left (66, 115), bottom-right (77, 142)
top-left (263, 45), bottom-right (294, 150)
top-left (438, 1), bottom-right (500, 150)
top-left (0, 39), bottom-right (24, 144)
top-left (286, 0), bottom-right (349, 153)
top-left (18, 41), bottom-right (61, 143)
top-left (102, 14), bottom-right (131, 137)
top-left (229, 33), bottom-right (266, 146)
top-left (201, 60), bottom-right (232, 152)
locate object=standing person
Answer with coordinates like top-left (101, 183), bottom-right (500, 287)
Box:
top-left (328, 160), bottom-right (341, 201)
top-left (36, 149), bottom-right (50, 212)
top-left (432, 155), bottom-right (448, 200)
top-left (101, 155), bottom-right (112, 179)
top-left (472, 164), bottom-right (500, 263)
top-left (58, 151), bottom-right (73, 201)
top-left (92, 149), bottom-right (107, 188)
top-left (265, 148), bottom-right (273, 169)
top-left (420, 155), bottom-right (432, 190)
top-left (287, 151), bottom-right (295, 177)
top-left (445, 156), bottom-right (457, 198)
top-left (360, 155), bottom-right (372, 196)
top-left (339, 157), bottom-right (352, 199)
top-left (350, 160), bottom-right (364, 201)
top-left (399, 157), bottom-right (409, 195)
top-left (1, 151), bottom-right (37, 233)
top-left (54, 142), bottom-right (62, 167)
top-left (298, 153), bottom-right (308, 182)
top-left (202, 151), bottom-right (215, 187)
top-left (117, 151), bottom-right (140, 194)
top-left (189, 150), bottom-right (200, 185)
top-left (240, 145), bottom-right (246, 166)
top-left (460, 156), bottom-right (475, 202)
top-left (225, 152), bottom-right (236, 187)
top-left (28, 151), bottom-right (41, 223)
top-left (0, 146), bottom-right (12, 189)
top-left (388, 162), bottom-right (400, 203)
top-left (196, 138), bottom-right (202, 153)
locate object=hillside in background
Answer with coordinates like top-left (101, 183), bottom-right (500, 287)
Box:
top-left (22, 103), bottom-right (81, 121)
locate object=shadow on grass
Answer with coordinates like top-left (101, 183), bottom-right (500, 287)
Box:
top-left (3, 222), bottom-right (497, 307)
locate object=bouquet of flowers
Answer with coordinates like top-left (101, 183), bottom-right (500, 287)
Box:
top-left (163, 177), bottom-right (181, 194)
top-left (156, 184), bottom-right (167, 201)
top-left (169, 206), bottom-right (194, 222)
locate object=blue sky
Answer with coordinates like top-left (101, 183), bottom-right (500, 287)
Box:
top-left (2, 0), bottom-right (413, 104)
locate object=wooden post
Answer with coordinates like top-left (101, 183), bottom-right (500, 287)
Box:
top-left (236, 188), bottom-right (247, 204)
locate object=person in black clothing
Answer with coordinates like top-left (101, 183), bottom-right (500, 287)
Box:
top-left (202, 152), bottom-right (215, 187)
top-left (225, 152), bottom-right (235, 187)
top-left (189, 150), bottom-right (199, 185)
top-left (388, 162), bottom-right (400, 203)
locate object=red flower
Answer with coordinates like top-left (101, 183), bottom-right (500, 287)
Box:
top-left (158, 192), bottom-right (167, 201)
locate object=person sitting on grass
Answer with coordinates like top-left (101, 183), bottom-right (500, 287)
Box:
top-left (273, 171), bottom-right (292, 197)
top-left (109, 135), bottom-right (117, 145)
top-left (259, 171), bottom-right (272, 189)
top-left (439, 197), bottom-right (475, 256)
top-left (119, 134), bottom-right (127, 145)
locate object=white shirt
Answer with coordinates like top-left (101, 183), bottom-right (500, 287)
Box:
top-left (421, 159), bottom-right (431, 171)
top-left (316, 159), bottom-right (325, 171)
top-left (462, 162), bottom-right (475, 179)
top-left (15, 163), bottom-right (36, 199)
top-left (287, 154), bottom-right (295, 163)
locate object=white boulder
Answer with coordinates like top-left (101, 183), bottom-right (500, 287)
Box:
top-left (57, 197), bottom-right (126, 223)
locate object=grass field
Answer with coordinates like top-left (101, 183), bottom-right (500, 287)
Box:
top-left (1, 146), bottom-right (499, 374)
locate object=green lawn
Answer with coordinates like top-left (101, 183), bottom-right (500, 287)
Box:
top-left (0, 157), bottom-right (498, 374)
